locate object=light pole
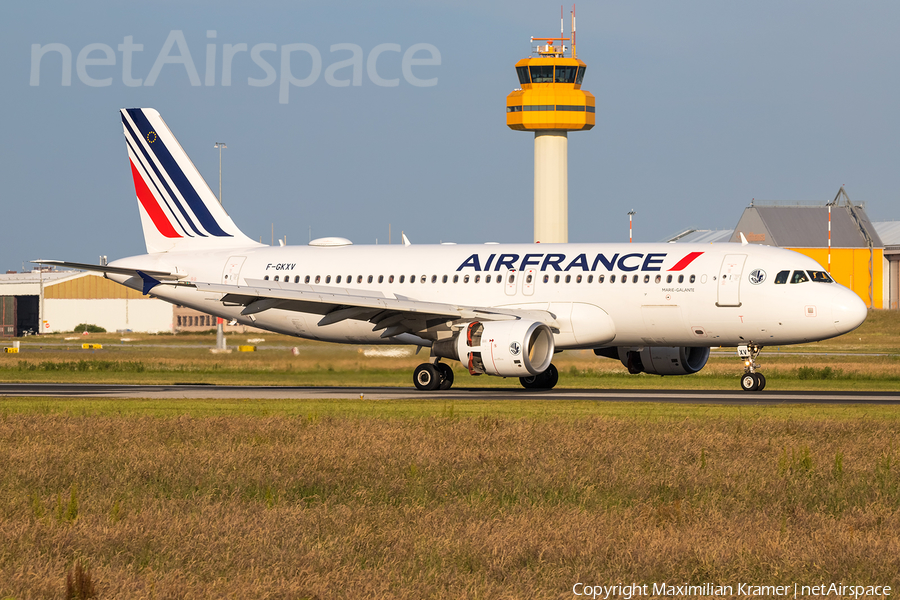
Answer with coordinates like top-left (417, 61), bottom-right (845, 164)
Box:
top-left (628, 210), bottom-right (636, 243)
top-left (213, 142), bottom-right (227, 351)
top-left (214, 142), bottom-right (227, 204)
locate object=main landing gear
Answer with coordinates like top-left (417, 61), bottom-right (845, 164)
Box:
top-left (413, 361), bottom-right (454, 391)
top-left (738, 343), bottom-right (766, 392)
top-left (519, 363), bottom-right (559, 390)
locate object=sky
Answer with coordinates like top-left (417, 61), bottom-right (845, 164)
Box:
top-left (2, 1), bottom-right (899, 271)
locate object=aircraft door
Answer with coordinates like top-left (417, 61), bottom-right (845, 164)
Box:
top-left (717, 254), bottom-right (746, 307)
top-left (522, 268), bottom-right (536, 296)
top-left (222, 256), bottom-right (246, 285)
top-left (505, 270), bottom-right (518, 296)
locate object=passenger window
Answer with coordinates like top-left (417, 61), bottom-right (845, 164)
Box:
top-left (305, 275), bottom-right (310, 284)
top-left (410, 275), bottom-right (415, 283)
top-left (644, 275), bottom-right (650, 283)
top-left (554, 274), bottom-right (560, 283)
top-left (400, 275), bottom-right (405, 283)
top-left (389, 275), bottom-right (394, 283)
top-left (678, 275), bottom-right (684, 284)
top-left (598, 274), bottom-right (605, 283)
top-left (432, 275), bottom-right (437, 283)
top-left (453, 275), bottom-right (458, 283)
top-left (367, 275), bottom-right (373, 284)
top-left (527, 274), bottom-right (534, 283)
top-left (442, 275), bottom-right (448, 283)
top-left (666, 275), bottom-right (673, 284)
top-left (357, 275), bottom-right (363, 284)
top-left (475, 275), bottom-right (481, 283)
top-left (610, 275), bottom-right (616, 283)
top-left (808, 271), bottom-right (833, 283)
top-left (774, 270), bottom-right (789, 284)
top-left (791, 270), bottom-right (809, 284)
top-left (325, 275), bottom-right (331, 284)
top-left (543, 274), bottom-right (549, 283)
top-left (587, 275), bottom-right (593, 283)
top-left (421, 275), bottom-right (426, 284)
top-left (508, 275), bottom-right (515, 284)
top-left (315, 276), bottom-right (321, 284)
top-left (565, 275), bottom-right (571, 283)
top-left (264, 275), bottom-right (269, 281)
top-left (486, 274), bottom-right (492, 283)
top-left (464, 275), bottom-right (470, 283)
top-left (689, 275), bottom-right (696, 284)
top-left (576, 275), bottom-right (582, 283)
top-left (294, 276), bottom-right (300, 283)
top-left (274, 276), bottom-right (279, 282)
top-left (655, 275), bottom-right (661, 284)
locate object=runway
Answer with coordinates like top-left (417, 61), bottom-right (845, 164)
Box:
top-left (0, 383), bottom-right (898, 404)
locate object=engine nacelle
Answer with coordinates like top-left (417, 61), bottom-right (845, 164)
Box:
top-left (595, 346), bottom-right (710, 376)
top-left (432, 320), bottom-right (555, 377)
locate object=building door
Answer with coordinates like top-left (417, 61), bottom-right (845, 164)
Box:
top-left (717, 254), bottom-right (746, 307)
top-left (222, 256), bottom-right (246, 285)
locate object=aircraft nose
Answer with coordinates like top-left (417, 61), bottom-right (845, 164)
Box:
top-left (831, 286), bottom-right (868, 335)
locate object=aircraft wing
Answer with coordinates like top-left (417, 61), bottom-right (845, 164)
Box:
top-left (31, 260), bottom-right (184, 281)
top-left (195, 278), bottom-right (556, 338)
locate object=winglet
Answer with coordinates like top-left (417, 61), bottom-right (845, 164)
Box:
top-left (136, 270), bottom-right (161, 295)
top-left (739, 232), bottom-right (749, 246)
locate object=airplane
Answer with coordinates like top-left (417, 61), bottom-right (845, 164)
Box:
top-left (38, 108), bottom-right (868, 392)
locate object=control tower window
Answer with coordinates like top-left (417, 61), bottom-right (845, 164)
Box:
top-left (530, 66), bottom-right (554, 83)
top-left (575, 66), bottom-right (586, 85)
top-left (555, 65), bottom-right (577, 83)
top-left (516, 66), bottom-right (530, 85)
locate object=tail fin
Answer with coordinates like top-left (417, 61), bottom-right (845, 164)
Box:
top-left (120, 108), bottom-right (262, 254)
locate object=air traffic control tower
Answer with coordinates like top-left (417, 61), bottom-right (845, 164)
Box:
top-left (507, 9), bottom-right (594, 243)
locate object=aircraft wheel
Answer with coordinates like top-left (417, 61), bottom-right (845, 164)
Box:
top-left (519, 374), bottom-right (538, 389)
top-left (437, 363), bottom-right (454, 390)
top-left (414, 363), bottom-right (440, 391)
top-left (542, 363), bottom-right (560, 389)
top-left (755, 372), bottom-right (766, 391)
top-left (740, 373), bottom-right (759, 392)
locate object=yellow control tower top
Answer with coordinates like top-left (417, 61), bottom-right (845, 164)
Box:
top-left (506, 10), bottom-right (594, 131)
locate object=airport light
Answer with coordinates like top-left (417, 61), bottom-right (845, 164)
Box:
top-left (214, 142), bottom-right (227, 204)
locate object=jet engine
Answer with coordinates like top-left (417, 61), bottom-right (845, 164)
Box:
top-left (432, 320), bottom-right (555, 377)
top-left (594, 346), bottom-right (710, 376)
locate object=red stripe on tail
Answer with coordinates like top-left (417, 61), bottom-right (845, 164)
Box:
top-left (668, 251), bottom-right (704, 271)
top-left (130, 160), bottom-right (181, 238)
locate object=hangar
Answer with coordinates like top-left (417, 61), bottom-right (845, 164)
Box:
top-left (728, 193), bottom-right (884, 309)
top-left (0, 270), bottom-right (174, 335)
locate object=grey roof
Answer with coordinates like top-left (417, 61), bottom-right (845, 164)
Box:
top-left (0, 271), bottom-right (76, 285)
top-left (874, 221), bottom-right (900, 248)
top-left (728, 205), bottom-right (883, 248)
top-left (663, 229), bottom-right (736, 244)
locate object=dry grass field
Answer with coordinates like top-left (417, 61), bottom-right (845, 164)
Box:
top-left (1, 402), bottom-right (899, 598)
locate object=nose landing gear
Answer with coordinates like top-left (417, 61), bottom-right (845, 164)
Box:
top-left (737, 343), bottom-right (766, 391)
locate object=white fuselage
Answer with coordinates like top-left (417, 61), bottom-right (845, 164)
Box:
top-left (107, 241), bottom-right (867, 349)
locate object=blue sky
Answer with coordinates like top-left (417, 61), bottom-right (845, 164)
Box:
top-left (3, 1), bottom-right (899, 270)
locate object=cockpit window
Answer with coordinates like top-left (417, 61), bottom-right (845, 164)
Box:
top-left (807, 271), bottom-right (833, 283)
top-left (774, 270), bottom-right (789, 284)
top-left (791, 270), bottom-right (809, 284)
